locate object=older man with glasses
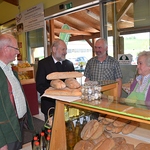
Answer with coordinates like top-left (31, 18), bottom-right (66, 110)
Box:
top-left (0, 34), bottom-right (34, 150)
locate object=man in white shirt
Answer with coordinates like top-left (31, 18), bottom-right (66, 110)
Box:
top-left (0, 34), bottom-right (34, 150)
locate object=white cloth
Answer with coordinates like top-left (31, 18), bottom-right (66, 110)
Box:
top-left (0, 61), bottom-right (27, 119)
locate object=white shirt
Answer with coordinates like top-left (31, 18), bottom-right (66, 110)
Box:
top-left (136, 74), bottom-right (150, 98)
top-left (0, 61), bottom-right (27, 119)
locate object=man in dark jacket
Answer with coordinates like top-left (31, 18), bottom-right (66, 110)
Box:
top-left (36, 39), bottom-right (74, 121)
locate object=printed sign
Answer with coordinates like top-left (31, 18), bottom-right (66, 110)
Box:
top-left (16, 3), bottom-right (44, 33)
top-left (118, 54), bottom-right (132, 65)
top-left (59, 24), bottom-right (71, 44)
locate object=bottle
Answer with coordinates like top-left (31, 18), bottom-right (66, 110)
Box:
top-left (46, 135), bottom-right (50, 150)
top-left (32, 135), bottom-right (39, 149)
top-left (67, 126), bottom-right (75, 150)
top-left (40, 131), bottom-right (47, 150)
top-left (33, 141), bottom-right (41, 150)
top-left (32, 131), bottom-right (40, 149)
top-left (82, 116), bottom-right (87, 128)
top-left (64, 106), bottom-right (69, 121)
top-left (75, 118), bottom-right (81, 142)
top-left (46, 129), bottom-right (51, 137)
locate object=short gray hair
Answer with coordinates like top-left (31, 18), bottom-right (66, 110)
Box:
top-left (138, 51), bottom-right (150, 66)
top-left (0, 34), bottom-right (15, 50)
top-left (96, 38), bottom-right (108, 48)
top-left (51, 39), bottom-right (65, 52)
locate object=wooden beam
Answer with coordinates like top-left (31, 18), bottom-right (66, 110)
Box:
top-left (54, 28), bottom-right (91, 35)
top-left (70, 13), bottom-right (100, 31)
top-left (69, 32), bottom-right (100, 41)
top-left (117, 0), bottom-right (134, 22)
top-left (48, 19), bottom-right (55, 56)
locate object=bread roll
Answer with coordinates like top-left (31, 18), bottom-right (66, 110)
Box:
top-left (112, 143), bottom-right (134, 150)
top-left (102, 119), bottom-right (111, 125)
top-left (106, 123), bottom-right (124, 134)
top-left (105, 123), bottom-right (114, 131)
top-left (105, 115), bottom-right (117, 123)
top-left (112, 137), bottom-right (126, 147)
top-left (122, 121), bottom-right (139, 134)
top-left (65, 78), bottom-right (81, 89)
top-left (46, 71), bottom-right (83, 80)
top-left (91, 133), bottom-right (107, 145)
top-left (103, 130), bottom-right (112, 138)
top-left (50, 79), bottom-right (66, 89)
top-left (44, 87), bottom-right (82, 96)
top-left (81, 120), bottom-right (99, 140)
top-left (98, 116), bottom-right (104, 122)
top-left (113, 118), bottom-right (130, 127)
top-left (90, 122), bottom-right (104, 140)
top-left (135, 143), bottom-right (150, 150)
top-left (74, 140), bottom-right (94, 150)
top-left (93, 138), bottom-right (115, 150)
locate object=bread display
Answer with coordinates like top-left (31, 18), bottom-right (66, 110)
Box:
top-left (50, 79), bottom-right (66, 89)
top-left (65, 78), bottom-right (81, 89)
top-left (45, 87), bottom-right (82, 96)
top-left (44, 71), bottom-right (83, 96)
top-left (46, 71), bottom-right (83, 80)
top-left (72, 115), bottom-right (142, 150)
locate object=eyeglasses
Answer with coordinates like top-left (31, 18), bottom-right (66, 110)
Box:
top-left (7, 45), bottom-right (19, 51)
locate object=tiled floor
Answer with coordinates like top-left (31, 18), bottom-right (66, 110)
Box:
top-left (22, 106), bottom-right (44, 150)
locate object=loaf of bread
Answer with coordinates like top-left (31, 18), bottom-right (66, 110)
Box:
top-left (65, 78), bottom-right (81, 89)
top-left (44, 87), bottom-right (82, 96)
top-left (135, 143), bottom-right (150, 150)
top-left (50, 79), bottom-right (66, 89)
top-left (112, 137), bottom-right (126, 147)
top-left (122, 121), bottom-right (139, 134)
top-left (46, 71), bottom-right (83, 80)
top-left (90, 122), bottom-right (104, 140)
top-left (93, 138), bottom-right (115, 150)
top-left (81, 120), bottom-right (100, 140)
top-left (103, 130), bottom-right (112, 138)
top-left (106, 123), bottom-right (124, 134)
top-left (74, 140), bottom-right (94, 150)
top-left (91, 133), bottom-right (107, 145)
top-left (112, 143), bottom-right (134, 150)
top-left (113, 118), bottom-right (130, 127)
top-left (105, 115), bottom-right (118, 123)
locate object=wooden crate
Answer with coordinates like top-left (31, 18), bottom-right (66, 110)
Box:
top-left (12, 66), bottom-right (35, 85)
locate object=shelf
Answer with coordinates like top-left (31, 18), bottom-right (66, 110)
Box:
top-left (12, 66), bottom-right (35, 85)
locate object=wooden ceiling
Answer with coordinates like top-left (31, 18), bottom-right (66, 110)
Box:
top-left (46, 0), bottom-right (135, 42)
top-left (2, 0), bottom-right (149, 42)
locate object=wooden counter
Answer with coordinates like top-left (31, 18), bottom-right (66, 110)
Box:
top-left (49, 82), bottom-right (150, 149)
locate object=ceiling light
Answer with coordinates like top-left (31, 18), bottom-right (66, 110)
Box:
top-left (86, 10), bottom-right (100, 21)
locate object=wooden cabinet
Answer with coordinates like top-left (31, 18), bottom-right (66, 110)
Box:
top-left (49, 82), bottom-right (150, 150)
